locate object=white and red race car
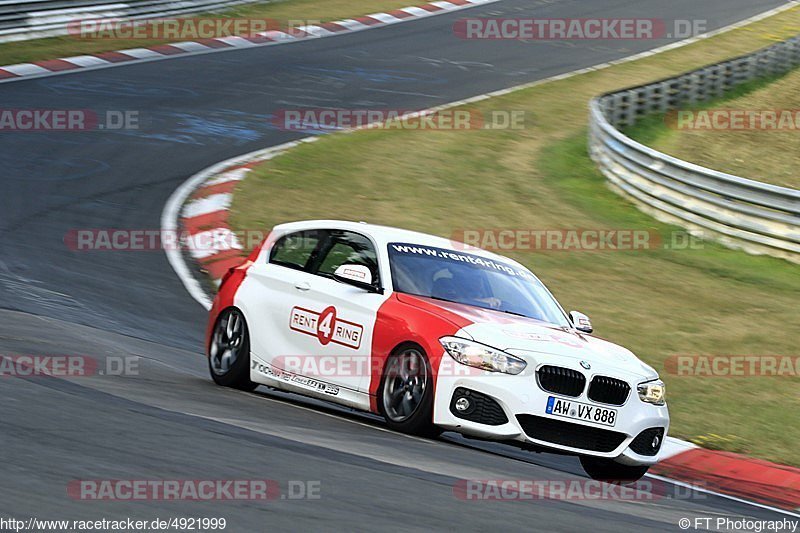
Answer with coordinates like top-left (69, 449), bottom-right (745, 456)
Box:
top-left (206, 220), bottom-right (669, 481)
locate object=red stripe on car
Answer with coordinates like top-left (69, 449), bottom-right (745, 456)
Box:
top-left (368, 293), bottom-right (474, 412)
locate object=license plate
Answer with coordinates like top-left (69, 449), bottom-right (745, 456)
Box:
top-left (546, 396), bottom-right (618, 427)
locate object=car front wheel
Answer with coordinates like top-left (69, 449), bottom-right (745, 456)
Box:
top-left (379, 345), bottom-right (440, 437)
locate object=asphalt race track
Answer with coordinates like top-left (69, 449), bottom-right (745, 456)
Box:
top-left (0, 0), bottom-right (793, 529)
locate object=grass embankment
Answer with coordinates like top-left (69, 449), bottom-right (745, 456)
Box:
top-left (230, 8), bottom-right (800, 465)
top-left (0, 0), bottom-right (415, 65)
top-left (624, 68), bottom-right (800, 189)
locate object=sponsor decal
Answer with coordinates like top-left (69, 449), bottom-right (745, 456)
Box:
top-left (251, 359), bottom-right (341, 396)
top-left (342, 267), bottom-right (367, 280)
top-left (289, 306), bottom-right (364, 350)
top-left (389, 242), bottom-right (535, 280)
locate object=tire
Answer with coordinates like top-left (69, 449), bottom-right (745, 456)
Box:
top-left (580, 456), bottom-right (649, 484)
top-left (379, 344), bottom-right (441, 437)
top-left (208, 307), bottom-right (258, 391)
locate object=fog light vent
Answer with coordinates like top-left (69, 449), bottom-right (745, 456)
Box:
top-left (449, 388), bottom-right (508, 426)
top-left (629, 427), bottom-right (665, 456)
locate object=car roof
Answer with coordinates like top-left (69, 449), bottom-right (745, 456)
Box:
top-left (272, 219), bottom-right (528, 269)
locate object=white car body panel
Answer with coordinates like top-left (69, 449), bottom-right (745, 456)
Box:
top-left (220, 220), bottom-right (669, 466)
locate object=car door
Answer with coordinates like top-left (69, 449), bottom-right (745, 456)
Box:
top-left (242, 229), bottom-right (324, 375)
top-left (289, 229), bottom-right (390, 394)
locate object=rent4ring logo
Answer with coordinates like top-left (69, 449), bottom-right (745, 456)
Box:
top-left (0, 109), bottom-right (139, 131)
top-left (453, 18), bottom-right (708, 40)
top-left (290, 306), bottom-right (364, 349)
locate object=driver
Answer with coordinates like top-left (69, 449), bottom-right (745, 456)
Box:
top-left (433, 266), bottom-right (502, 309)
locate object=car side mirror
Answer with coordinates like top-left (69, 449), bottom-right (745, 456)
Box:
top-left (333, 264), bottom-right (381, 293)
top-left (569, 311), bottom-right (593, 334)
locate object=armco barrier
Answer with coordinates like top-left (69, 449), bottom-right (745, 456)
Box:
top-left (589, 35), bottom-right (800, 263)
top-left (0, 0), bottom-right (261, 43)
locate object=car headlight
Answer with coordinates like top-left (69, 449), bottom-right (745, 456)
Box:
top-left (637, 379), bottom-right (666, 406)
top-left (439, 337), bottom-right (527, 375)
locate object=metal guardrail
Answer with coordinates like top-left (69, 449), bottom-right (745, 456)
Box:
top-left (589, 35), bottom-right (800, 263)
top-left (0, 0), bottom-right (261, 43)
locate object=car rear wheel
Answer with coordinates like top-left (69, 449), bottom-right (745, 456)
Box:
top-left (208, 307), bottom-right (257, 391)
top-left (380, 345), bottom-right (440, 437)
top-left (580, 456), bottom-right (649, 484)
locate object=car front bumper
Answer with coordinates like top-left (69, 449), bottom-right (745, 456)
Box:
top-left (433, 365), bottom-right (670, 466)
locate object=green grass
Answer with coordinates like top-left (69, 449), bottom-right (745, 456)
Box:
top-left (624, 68), bottom-right (800, 189)
top-left (229, 8), bottom-right (800, 465)
top-left (0, 0), bottom-right (417, 65)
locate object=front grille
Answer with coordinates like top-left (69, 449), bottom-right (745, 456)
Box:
top-left (537, 366), bottom-right (586, 397)
top-left (450, 388), bottom-right (508, 426)
top-left (516, 414), bottom-right (627, 453)
top-left (629, 427), bottom-right (665, 456)
top-left (588, 376), bottom-right (631, 405)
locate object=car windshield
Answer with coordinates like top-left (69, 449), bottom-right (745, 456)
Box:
top-left (388, 243), bottom-right (570, 327)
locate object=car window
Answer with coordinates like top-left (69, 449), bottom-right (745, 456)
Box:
top-left (269, 230), bottom-right (321, 271)
top-left (387, 242), bottom-right (569, 327)
top-left (315, 231), bottom-right (379, 284)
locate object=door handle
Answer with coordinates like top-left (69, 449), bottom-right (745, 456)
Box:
top-left (294, 282), bottom-right (311, 291)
